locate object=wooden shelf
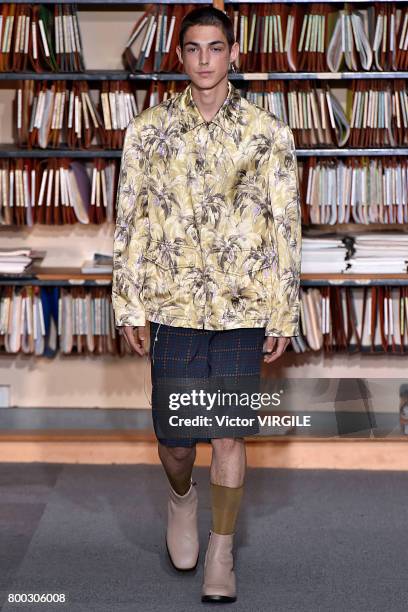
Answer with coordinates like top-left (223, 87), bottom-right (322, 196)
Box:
top-left (0, 70), bottom-right (130, 80)
top-left (296, 149), bottom-right (408, 157)
top-left (130, 69), bottom-right (408, 81)
top-left (301, 273), bottom-right (408, 286)
top-left (303, 224), bottom-right (408, 234)
top-left (35, 267), bottom-right (112, 281)
top-left (1, 70), bottom-right (408, 80)
top-left (2, 269), bottom-right (408, 287)
top-left (0, 144), bottom-right (123, 158)
top-left (0, 145), bottom-right (407, 158)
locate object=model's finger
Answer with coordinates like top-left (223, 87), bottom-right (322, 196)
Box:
top-left (263, 337), bottom-right (276, 353)
top-left (134, 328), bottom-right (146, 356)
top-left (123, 328), bottom-right (141, 354)
top-left (264, 338), bottom-right (290, 362)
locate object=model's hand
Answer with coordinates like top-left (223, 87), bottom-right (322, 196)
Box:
top-left (121, 325), bottom-right (149, 356)
top-left (263, 336), bottom-right (290, 363)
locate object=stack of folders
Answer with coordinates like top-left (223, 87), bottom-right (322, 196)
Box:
top-left (0, 285), bottom-right (133, 356)
top-left (2, 282), bottom-right (408, 355)
top-left (294, 285), bottom-right (408, 353)
top-left (122, 3), bottom-right (197, 73)
top-left (81, 253), bottom-right (113, 275)
top-left (347, 79), bottom-right (408, 147)
top-left (0, 4), bottom-right (85, 72)
top-left (0, 158), bottom-right (118, 226)
top-left (346, 234), bottom-right (408, 273)
top-left (302, 157), bottom-right (408, 225)
top-left (0, 248), bottom-right (45, 275)
top-left (237, 80), bottom-right (408, 148)
top-left (228, 3), bottom-right (408, 72)
top-left (225, 2), bottom-right (331, 72)
top-left (301, 237), bottom-right (349, 273)
top-left (16, 80), bottom-right (140, 149)
top-left (243, 81), bottom-right (349, 146)
top-left (327, 4), bottom-right (408, 72)
top-left (123, 3), bottom-right (408, 73)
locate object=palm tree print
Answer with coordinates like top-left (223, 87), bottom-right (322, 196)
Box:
top-left (246, 134), bottom-right (274, 166)
top-left (201, 186), bottom-right (227, 228)
top-left (112, 81), bottom-right (302, 337)
top-left (232, 169), bottom-right (268, 219)
top-left (210, 235), bottom-right (241, 271)
top-left (147, 178), bottom-right (178, 218)
top-left (141, 122), bottom-right (181, 162)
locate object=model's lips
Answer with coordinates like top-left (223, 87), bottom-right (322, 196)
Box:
top-left (198, 71), bottom-right (213, 75)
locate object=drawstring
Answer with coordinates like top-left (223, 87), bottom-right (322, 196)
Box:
top-left (152, 323), bottom-right (161, 365)
top-left (143, 323), bottom-right (162, 407)
top-left (143, 352), bottom-right (152, 408)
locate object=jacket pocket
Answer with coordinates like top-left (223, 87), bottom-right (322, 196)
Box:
top-left (210, 247), bottom-right (275, 277)
top-left (208, 247), bottom-right (275, 317)
top-left (140, 241), bottom-right (201, 308)
top-left (142, 240), bottom-right (199, 271)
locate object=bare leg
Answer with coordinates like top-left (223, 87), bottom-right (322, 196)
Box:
top-left (210, 437), bottom-right (246, 487)
top-left (158, 442), bottom-right (196, 495)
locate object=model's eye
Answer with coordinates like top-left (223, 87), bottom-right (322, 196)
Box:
top-left (186, 47), bottom-right (197, 52)
top-left (212, 48), bottom-right (222, 52)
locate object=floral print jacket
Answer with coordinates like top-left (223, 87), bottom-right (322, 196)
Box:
top-left (112, 80), bottom-right (302, 337)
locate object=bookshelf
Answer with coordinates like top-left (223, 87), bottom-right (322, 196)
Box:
top-left (0, 1), bottom-right (408, 423)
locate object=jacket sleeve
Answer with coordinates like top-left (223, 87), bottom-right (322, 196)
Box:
top-left (112, 116), bottom-right (149, 327)
top-left (265, 123), bottom-right (302, 337)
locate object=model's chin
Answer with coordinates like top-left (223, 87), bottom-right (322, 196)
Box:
top-left (191, 74), bottom-right (221, 88)
top-left (195, 74), bottom-right (215, 82)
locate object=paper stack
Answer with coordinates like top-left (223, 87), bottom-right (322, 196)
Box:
top-left (345, 234), bottom-right (408, 274)
top-left (301, 237), bottom-right (348, 273)
top-left (0, 248), bottom-right (36, 275)
top-left (81, 253), bottom-right (113, 274)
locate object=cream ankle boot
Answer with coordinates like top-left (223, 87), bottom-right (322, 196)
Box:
top-left (201, 531), bottom-right (236, 603)
top-left (166, 481), bottom-right (199, 571)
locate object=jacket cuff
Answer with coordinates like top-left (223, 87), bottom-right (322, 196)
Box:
top-left (114, 310), bottom-right (146, 328)
top-left (265, 318), bottom-right (300, 337)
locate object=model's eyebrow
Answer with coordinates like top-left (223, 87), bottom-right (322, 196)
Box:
top-left (184, 40), bottom-right (225, 46)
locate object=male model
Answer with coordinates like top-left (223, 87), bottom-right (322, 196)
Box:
top-left (112, 6), bottom-right (301, 604)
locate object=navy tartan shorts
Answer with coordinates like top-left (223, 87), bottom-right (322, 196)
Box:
top-left (149, 321), bottom-right (266, 447)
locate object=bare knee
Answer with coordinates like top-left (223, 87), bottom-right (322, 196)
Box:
top-left (160, 444), bottom-right (195, 462)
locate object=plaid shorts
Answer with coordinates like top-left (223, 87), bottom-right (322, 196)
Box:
top-left (149, 321), bottom-right (266, 447)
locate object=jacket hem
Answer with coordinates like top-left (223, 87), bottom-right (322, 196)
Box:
top-left (145, 310), bottom-right (268, 332)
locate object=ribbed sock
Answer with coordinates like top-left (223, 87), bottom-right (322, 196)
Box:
top-left (210, 482), bottom-right (244, 535)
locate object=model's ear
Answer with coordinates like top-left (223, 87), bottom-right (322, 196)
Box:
top-left (176, 45), bottom-right (183, 64)
top-left (230, 41), bottom-right (240, 64)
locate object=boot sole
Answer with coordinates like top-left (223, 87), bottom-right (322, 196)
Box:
top-left (166, 538), bottom-right (199, 572)
top-left (201, 595), bottom-right (237, 603)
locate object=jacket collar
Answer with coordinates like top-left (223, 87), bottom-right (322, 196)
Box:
top-left (174, 80), bottom-right (241, 135)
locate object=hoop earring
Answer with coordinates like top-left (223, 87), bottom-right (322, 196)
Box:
top-left (229, 62), bottom-right (237, 73)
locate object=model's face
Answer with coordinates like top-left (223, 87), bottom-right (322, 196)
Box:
top-left (176, 25), bottom-right (239, 89)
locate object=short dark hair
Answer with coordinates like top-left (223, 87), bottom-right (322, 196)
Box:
top-left (179, 6), bottom-right (235, 50)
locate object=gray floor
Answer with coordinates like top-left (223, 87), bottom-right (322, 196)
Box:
top-left (1, 463), bottom-right (407, 612)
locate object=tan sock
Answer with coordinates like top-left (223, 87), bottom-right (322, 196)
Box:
top-left (210, 483), bottom-right (244, 535)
